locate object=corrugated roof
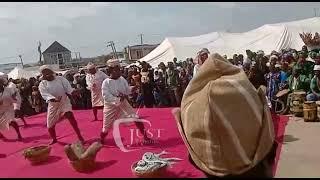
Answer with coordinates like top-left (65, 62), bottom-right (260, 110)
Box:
top-left (43, 41), bottom-right (71, 54)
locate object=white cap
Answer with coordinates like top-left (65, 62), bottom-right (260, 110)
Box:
top-left (107, 59), bottom-right (120, 67)
top-left (275, 64), bottom-right (281, 68)
top-left (314, 65), bottom-right (320, 71)
top-left (0, 72), bottom-right (8, 81)
top-left (39, 65), bottom-right (54, 73)
top-left (86, 62), bottom-right (96, 69)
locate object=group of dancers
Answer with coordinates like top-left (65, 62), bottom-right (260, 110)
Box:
top-left (0, 59), bottom-right (149, 145)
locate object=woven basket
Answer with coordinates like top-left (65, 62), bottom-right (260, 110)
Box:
top-left (70, 156), bottom-right (96, 173)
top-left (131, 161), bottom-right (168, 178)
top-left (23, 145), bottom-right (51, 165)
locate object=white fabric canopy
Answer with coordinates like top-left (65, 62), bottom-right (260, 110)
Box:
top-left (7, 67), bottom-right (40, 79)
top-left (141, 17), bottom-right (320, 67)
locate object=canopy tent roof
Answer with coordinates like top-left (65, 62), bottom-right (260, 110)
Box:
top-left (7, 67), bottom-right (40, 80)
top-left (140, 17), bottom-right (320, 67)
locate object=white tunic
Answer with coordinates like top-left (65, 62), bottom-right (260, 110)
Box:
top-left (101, 76), bottom-right (136, 132)
top-left (102, 76), bottom-right (131, 106)
top-left (39, 76), bottom-right (74, 128)
top-left (0, 87), bottom-right (16, 130)
top-left (8, 82), bottom-right (21, 110)
top-left (86, 70), bottom-right (108, 107)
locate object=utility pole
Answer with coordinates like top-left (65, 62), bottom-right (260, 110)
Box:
top-left (139, 34), bottom-right (143, 45)
top-left (107, 41), bottom-right (118, 59)
top-left (18, 55), bottom-right (24, 68)
top-left (38, 41), bottom-right (42, 64)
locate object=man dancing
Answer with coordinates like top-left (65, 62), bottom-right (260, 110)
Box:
top-left (0, 73), bottom-right (22, 140)
top-left (86, 63), bottom-right (108, 121)
top-left (7, 79), bottom-right (28, 126)
top-left (38, 65), bottom-right (84, 145)
top-left (100, 59), bottom-right (149, 144)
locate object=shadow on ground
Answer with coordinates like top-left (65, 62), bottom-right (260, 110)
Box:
top-left (282, 135), bottom-right (299, 144)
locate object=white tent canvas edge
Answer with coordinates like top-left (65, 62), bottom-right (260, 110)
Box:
top-left (140, 17), bottom-right (320, 67)
top-left (7, 67), bottom-right (40, 80)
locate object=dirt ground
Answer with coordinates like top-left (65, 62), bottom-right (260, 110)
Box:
top-left (275, 115), bottom-right (320, 178)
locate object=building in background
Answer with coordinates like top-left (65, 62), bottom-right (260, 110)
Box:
top-left (124, 44), bottom-right (159, 61)
top-left (42, 41), bottom-right (72, 69)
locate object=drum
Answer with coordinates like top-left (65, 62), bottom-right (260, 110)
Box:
top-left (303, 101), bottom-right (317, 122)
top-left (290, 91), bottom-right (306, 117)
top-left (276, 89), bottom-right (289, 98)
top-left (316, 101), bottom-right (320, 122)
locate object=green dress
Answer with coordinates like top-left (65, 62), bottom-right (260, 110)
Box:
top-left (287, 74), bottom-right (311, 93)
top-left (292, 61), bottom-right (315, 80)
top-left (310, 76), bottom-right (320, 96)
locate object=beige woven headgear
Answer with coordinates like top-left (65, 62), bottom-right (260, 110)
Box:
top-left (174, 53), bottom-right (275, 177)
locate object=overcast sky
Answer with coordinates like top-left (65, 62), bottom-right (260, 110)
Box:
top-left (0, 2), bottom-right (319, 64)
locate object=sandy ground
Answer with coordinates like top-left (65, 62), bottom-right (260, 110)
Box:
top-left (275, 115), bottom-right (320, 178)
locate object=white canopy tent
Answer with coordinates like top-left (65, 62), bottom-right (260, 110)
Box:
top-left (140, 17), bottom-right (320, 67)
top-left (7, 67), bottom-right (40, 80)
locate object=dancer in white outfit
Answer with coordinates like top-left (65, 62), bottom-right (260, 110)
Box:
top-left (7, 79), bottom-right (27, 126)
top-left (86, 63), bottom-right (108, 121)
top-left (38, 65), bottom-right (84, 145)
top-left (100, 59), bottom-right (150, 144)
top-left (0, 73), bottom-right (22, 140)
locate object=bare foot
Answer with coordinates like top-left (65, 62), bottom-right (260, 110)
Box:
top-left (49, 139), bottom-right (58, 145)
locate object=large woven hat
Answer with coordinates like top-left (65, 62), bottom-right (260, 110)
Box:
top-left (174, 53), bottom-right (275, 177)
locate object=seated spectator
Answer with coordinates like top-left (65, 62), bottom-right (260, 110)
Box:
top-left (293, 52), bottom-right (314, 79)
top-left (307, 65), bottom-right (320, 101)
top-left (287, 67), bottom-right (310, 93)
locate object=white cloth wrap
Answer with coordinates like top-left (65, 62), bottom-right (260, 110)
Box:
top-left (0, 87), bottom-right (16, 130)
top-left (38, 76), bottom-right (74, 128)
top-left (86, 70), bottom-right (108, 107)
top-left (46, 95), bottom-right (72, 128)
top-left (101, 76), bottom-right (136, 132)
top-left (8, 82), bottom-right (21, 110)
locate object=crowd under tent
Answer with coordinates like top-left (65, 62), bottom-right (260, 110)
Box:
top-left (140, 17), bottom-right (320, 67)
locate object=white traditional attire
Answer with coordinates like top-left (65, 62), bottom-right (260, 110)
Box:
top-left (39, 76), bottom-right (74, 128)
top-left (86, 70), bottom-right (108, 107)
top-left (101, 60), bottom-right (138, 132)
top-left (0, 87), bottom-right (16, 130)
top-left (8, 82), bottom-right (21, 110)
